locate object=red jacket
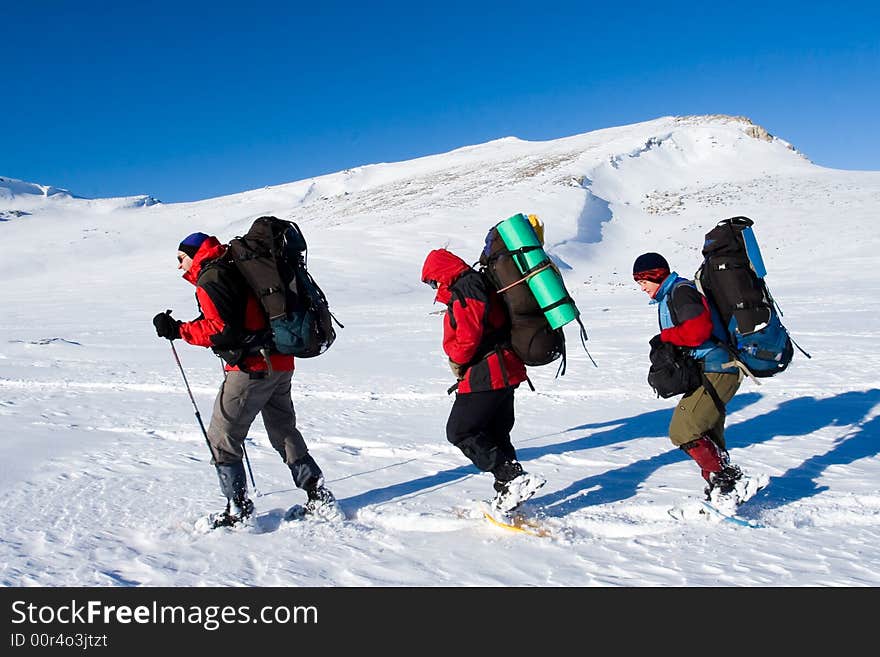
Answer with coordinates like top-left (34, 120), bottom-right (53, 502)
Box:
top-left (658, 278), bottom-right (714, 347)
top-left (422, 249), bottom-right (526, 393)
top-left (179, 236), bottom-right (294, 372)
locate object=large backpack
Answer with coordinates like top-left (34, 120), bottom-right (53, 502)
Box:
top-left (695, 216), bottom-right (808, 380)
top-left (213, 216), bottom-right (342, 361)
top-left (478, 214), bottom-right (593, 375)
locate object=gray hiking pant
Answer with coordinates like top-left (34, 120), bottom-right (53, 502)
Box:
top-left (668, 372), bottom-right (742, 450)
top-left (207, 369), bottom-right (309, 467)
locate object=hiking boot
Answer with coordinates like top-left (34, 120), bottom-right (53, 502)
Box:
top-left (706, 464), bottom-right (744, 509)
top-left (210, 496), bottom-right (254, 529)
top-left (709, 464), bottom-right (743, 494)
top-left (492, 460), bottom-right (524, 493)
top-left (492, 471), bottom-right (547, 513)
top-left (711, 468), bottom-right (770, 510)
top-left (303, 485), bottom-right (344, 521)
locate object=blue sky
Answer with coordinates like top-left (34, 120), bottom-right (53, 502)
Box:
top-left (2, 1), bottom-right (878, 202)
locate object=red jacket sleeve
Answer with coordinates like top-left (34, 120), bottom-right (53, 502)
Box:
top-left (443, 297), bottom-right (487, 364)
top-left (661, 296), bottom-right (713, 346)
top-left (179, 287), bottom-right (227, 347)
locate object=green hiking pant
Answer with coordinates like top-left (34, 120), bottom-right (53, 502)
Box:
top-left (668, 372), bottom-right (742, 449)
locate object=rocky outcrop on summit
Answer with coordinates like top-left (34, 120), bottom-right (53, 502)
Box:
top-left (674, 114), bottom-right (798, 151)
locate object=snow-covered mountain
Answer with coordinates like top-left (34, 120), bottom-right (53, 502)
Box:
top-left (0, 175), bottom-right (159, 211)
top-left (2, 114), bottom-right (879, 586)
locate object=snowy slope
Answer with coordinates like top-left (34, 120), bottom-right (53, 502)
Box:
top-left (1, 114), bottom-right (879, 586)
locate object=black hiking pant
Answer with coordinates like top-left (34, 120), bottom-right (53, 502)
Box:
top-left (446, 386), bottom-right (517, 476)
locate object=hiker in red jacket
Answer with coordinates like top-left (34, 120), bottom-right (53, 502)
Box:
top-left (421, 248), bottom-right (545, 513)
top-left (153, 232), bottom-right (341, 527)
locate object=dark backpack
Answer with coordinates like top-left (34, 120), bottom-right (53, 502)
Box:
top-left (210, 216), bottom-right (342, 361)
top-left (696, 216), bottom-right (808, 379)
top-left (478, 216), bottom-right (594, 375)
top-left (647, 337), bottom-right (703, 399)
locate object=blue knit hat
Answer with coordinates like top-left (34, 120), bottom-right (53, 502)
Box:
top-left (178, 232), bottom-right (210, 258)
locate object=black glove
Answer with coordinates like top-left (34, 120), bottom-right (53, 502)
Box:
top-left (649, 333), bottom-right (664, 350)
top-left (153, 310), bottom-right (181, 340)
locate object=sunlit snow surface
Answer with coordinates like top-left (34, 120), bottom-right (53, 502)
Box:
top-left (1, 115), bottom-right (879, 586)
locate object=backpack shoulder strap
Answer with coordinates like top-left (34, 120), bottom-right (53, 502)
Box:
top-left (664, 277), bottom-right (702, 327)
top-left (700, 371), bottom-right (727, 416)
top-left (448, 268), bottom-right (488, 311)
top-left (448, 268), bottom-right (511, 367)
top-left (196, 252), bottom-right (238, 294)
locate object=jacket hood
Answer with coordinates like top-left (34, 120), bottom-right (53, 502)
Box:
top-left (182, 235), bottom-right (225, 285)
top-left (421, 249), bottom-right (471, 303)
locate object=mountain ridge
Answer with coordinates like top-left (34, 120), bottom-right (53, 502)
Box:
top-left (0, 114), bottom-right (810, 210)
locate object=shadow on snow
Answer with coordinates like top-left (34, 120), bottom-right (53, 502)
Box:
top-left (338, 389), bottom-right (880, 519)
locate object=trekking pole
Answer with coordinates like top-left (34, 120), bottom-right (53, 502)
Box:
top-left (240, 443), bottom-right (257, 492)
top-left (169, 339), bottom-right (258, 491)
top-left (169, 340), bottom-right (213, 452)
